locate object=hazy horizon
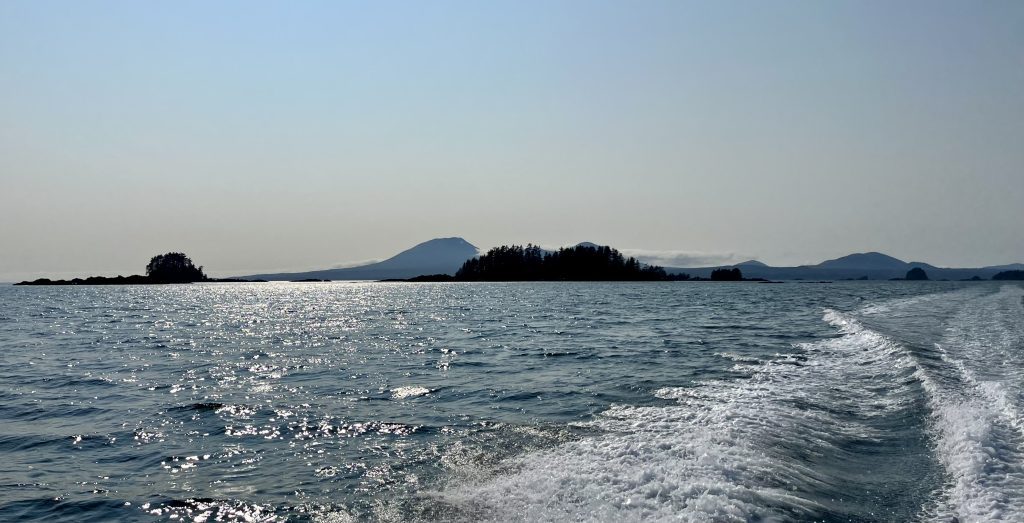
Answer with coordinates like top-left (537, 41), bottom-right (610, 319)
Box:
top-left (3, 1), bottom-right (1023, 281)
top-left (2, 235), bottom-right (1022, 282)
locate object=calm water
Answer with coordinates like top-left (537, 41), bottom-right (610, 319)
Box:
top-left (1, 281), bottom-right (1022, 522)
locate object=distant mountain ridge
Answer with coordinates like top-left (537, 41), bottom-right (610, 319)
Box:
top-left (736, 260), bottom-right (768, 267)
top-left (241, 237), bottom-right (479, 281)
top-left (240, 239), bottom-right (1022, 282)
top-left (665, 251), bottom-right (1024, 281)
top-left (813, 252), bottom-right (909, 271)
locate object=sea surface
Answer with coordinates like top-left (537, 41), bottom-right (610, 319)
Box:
top-left (1, 281), bottom-right (1022, 522)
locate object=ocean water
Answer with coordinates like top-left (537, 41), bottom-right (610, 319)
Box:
top-left (0, 281), bottom-right (1022, 522)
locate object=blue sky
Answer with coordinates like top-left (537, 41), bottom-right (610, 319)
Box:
top-left (2, 1), bottom-right (1022, 279)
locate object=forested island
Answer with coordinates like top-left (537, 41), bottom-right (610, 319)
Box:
top-left (32, 243), bottom-right (1023, 285)
top-left (993, 270), bottom-right (1024, 280)
top-left (14, 253), bottom-right (265, 285)
top-left (453, 244), bottom-right (677, 281)
top-left (380, 244), bottom-right (765, 282)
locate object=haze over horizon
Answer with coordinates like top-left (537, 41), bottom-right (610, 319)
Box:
top-left (2, 1), bottom-right (1023, 281)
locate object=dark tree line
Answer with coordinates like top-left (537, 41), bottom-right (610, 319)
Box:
top-left (905, 267), bottom-right (929, 280)
top-left (145, 252), bottom-right (208, 283)
top-left (454, 244), bottom-right (686, 281)
top-left (710, 267), bottom-right (743, 281)
top-left (17, 252), bottom-right (214, 285)
top-left (993, 270), bottom-right (1024, 280)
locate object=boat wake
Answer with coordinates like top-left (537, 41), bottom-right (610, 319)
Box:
top-left (434, 310), bottom-right (935, 521)
top-left (432, 285), bottom-right (1024, 522)
top-left (908, 286), bottom-right (1024, 522)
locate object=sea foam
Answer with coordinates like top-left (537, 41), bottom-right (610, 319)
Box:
top-left (435, 308), bottom-right (924, 522)
top-left (911, 286), bottom-right (1024, 522)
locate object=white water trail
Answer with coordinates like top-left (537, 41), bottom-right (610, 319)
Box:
top-left (911, 285), bottom-right (1024, 523)
top-left (434, 309), bottom-right (921, 522)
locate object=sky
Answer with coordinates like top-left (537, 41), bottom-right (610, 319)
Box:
top-left (2, 1), bottom-right (1022, 280)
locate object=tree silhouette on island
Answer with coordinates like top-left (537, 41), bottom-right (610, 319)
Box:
top-left (387, 244), bottom-right (760, 282)
top-left (992, 270), bottom-right (1024, 280)
top-left (710, 268), bottom-right (743, 281)
top-left (146, 252), bottom-right (207, 283)
top-left (14, 252), bottom-right (261, 285)
top-left (905, 267), bottom-right (929, 281)
top-left (451, 244), bottom-right (672, 281)
top-left (389, 243), bottom-right (766, 282)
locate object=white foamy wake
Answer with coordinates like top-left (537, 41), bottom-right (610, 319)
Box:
top-left (392, 386), bottom-right (431, 399)
top-left (912, 285), bottom-right (1024, 523)
top-left (434, 309), bottom-right (921, 522)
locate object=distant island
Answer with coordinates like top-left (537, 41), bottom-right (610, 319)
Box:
top-left (452, 244), bottom-right (676, 281)
top-left (388, 244), bottom-right (755, 282)
top-left (232, 238), bottom-right (1023, 282)
top-left (15, 252), bottom-right (266, 285)
top-left (905, 267), bottom-right (930, 281)
top-left (665, 252), bottom-right (1024, 282)
top-left (13, 239), bottom-right (1024, 285)
top-left (993, 270), bottom-right (1024, 280)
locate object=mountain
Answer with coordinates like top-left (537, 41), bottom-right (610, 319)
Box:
top-left (241, 237), bottom-right (479, 281)
top-left (242, 240), bottom-right (1020, 282)
top-left (985, 263), bottom-right (1024, 271)
top-left (813, 252), bottom-right (909, 271)
top-left (373, 237), bottom-right (479, 272)
top-left (661, 252), bottom-right (1023, 281)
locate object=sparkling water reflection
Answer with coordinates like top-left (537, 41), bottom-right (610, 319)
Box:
top-left (0, 281), bottom-right (1021, 521)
